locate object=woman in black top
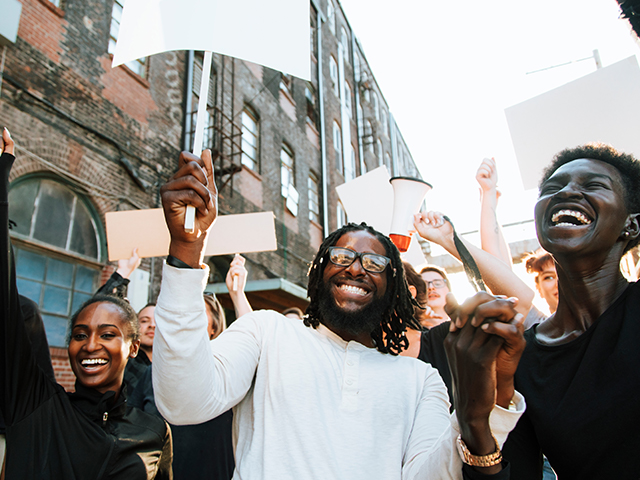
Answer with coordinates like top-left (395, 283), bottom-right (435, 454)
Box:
top-left (1, 128), bottom-right (172, 479)
top-left (503, 144), bottom-right (640, 479)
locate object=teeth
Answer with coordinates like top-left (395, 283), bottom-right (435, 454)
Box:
top-left (340, 284), bottom-right (367, 296)
top-left (82, 358), bottom-right (107, 366)
top-left (551, 209), bottom-right (592, 225)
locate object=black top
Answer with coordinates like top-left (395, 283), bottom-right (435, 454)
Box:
top-left (418, 322), bottom-right (454, 408)
top-left (503, 281), bottom-right (640, 479)
top-left (129, 366), bottom-right (236, 480)
top-left (1, 152), bottom-right (172, 479)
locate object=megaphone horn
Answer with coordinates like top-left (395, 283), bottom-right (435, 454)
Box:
top-left (389, 177), bottom-right (432, 253)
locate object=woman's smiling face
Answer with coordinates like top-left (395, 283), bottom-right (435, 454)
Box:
top-left (535, 158), bottom-right (630, 258)
top-left (68, 302), bottom-right (139, 395)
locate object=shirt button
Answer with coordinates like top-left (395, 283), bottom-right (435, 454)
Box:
top-left (347, 360), bottom-right (354, 366)
top-left (346, 379), bottom-right (353, 386)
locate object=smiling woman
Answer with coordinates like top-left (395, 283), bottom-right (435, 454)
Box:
top-left (1, 129), bottom-right (172, 480)
top-left (503, 143), bottom-right (640, 479)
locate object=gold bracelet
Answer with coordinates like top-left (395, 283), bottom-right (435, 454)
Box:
top-left (456, 434), bottom-right (502, 467)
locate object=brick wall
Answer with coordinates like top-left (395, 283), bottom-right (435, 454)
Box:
top-left (50, 347), bottom-right (75, 392)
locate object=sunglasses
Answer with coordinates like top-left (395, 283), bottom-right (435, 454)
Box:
top-left (327, 247), bottom-right (390, 274)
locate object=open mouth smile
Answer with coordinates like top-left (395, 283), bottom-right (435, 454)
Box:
top-left (338, 284), bottom-right (368, 296)
top-left (80, 358), bottom-right (108, 370)
top-left (550, 209), bottom-right (592, 227)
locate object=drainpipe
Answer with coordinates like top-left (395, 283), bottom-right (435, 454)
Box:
top-left (316, 7), bottom-right (329, 237)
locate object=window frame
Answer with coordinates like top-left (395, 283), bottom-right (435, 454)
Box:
top-left (241, 105), bottom-right (260, 172)
top-left (108, 0), bottom-right (148, 78)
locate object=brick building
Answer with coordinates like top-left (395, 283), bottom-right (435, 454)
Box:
top-left (1, 0), bottom-right (421, 388)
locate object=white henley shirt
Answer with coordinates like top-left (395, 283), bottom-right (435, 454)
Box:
top-left (154, 263), bottom-right (524, 480)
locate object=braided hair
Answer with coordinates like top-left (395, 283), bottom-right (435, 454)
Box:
top-left (304, 222), bottom-right (421, 355)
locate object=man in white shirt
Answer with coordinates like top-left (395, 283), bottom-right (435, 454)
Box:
top-left (153, 150), bottom-right (526, 479)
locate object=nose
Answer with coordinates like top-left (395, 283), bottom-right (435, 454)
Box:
top-left (344, 256), bottom-right (365, 276)
top-left (554, 181), bottom-right (583, 200)
top-left (84, 333), bottom-right (100, 352)
top-left (149, 317), bottom-right (156, 329)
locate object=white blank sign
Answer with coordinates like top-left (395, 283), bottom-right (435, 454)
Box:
top-left (506, 56), bottom-right (640, 190)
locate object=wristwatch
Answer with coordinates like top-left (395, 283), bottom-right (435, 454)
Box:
top-left (456, 434), bottom-right (502, 467)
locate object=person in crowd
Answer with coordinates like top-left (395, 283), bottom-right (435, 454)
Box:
top-left (476, 157), bottom-right (512, 266)
top-left (399, 262), bottom-right (428, 357)
top-left (281, 306), bottom-right (304, 320)
top-left (0, 128), bottom-right (172, 479)
top-left (131, 291), bottom-right (235, 480)
top-left (477, 158), bottom-right (557, 480)
top-left (498, 143), bottom-right (640, 479)
top-left (523, 249), bottom-right (558, 315)
top-left (137, 304), bottom-right (157, 362)
top-left (152, 149), bottom-right (526, 479)
top-left (420, 264), bottom-right (453, 326)
top-left (225, 253), bottom-right (253, 318)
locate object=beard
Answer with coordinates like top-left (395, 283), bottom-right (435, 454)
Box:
top-left (317, 279), bottom-right (391, 337)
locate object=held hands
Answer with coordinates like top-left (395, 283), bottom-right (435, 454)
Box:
top-left (444, 292), bottom-right (525, 419)
top-left (161, 150), bottom-right (217, 267)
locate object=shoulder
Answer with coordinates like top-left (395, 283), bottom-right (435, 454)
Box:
top-left (125, 405), bottom-right (170, 441)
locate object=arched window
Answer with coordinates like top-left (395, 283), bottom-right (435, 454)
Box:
top-left (333, 121), bottom-right (343, 171)
top-left (9, 176), bottom-right (104, 346)
top-left (327, 1), bottom-right (336, 35)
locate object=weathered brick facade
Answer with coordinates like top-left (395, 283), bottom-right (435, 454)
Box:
top-left (1, 0), bottom-right (420, 388)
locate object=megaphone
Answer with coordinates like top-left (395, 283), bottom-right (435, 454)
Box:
top-left (389, 177), bottom-right (432, 252)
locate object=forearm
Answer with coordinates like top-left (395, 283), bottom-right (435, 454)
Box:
top-left (441, 238), bottom-right (533, 317)
top-left (479, 190), bottom-right (511, 267)
top-left (229, 291), bottom-right (253, 318)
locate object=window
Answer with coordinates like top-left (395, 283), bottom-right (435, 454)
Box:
top-left (280, 73), bottom-right (293, 97)
top-left (340, 27), bottom-right (349, 63)
top-left (9, 177), bottom-right (103, 346)
top-left (329, 56), bottom-right (339, 97)
top-left (385, 152), bottom-right (392, 173)
top-left (381, 109), bottom-right (388, 136)
top-left (281, 145), bottom-right (298, 215)
top-left (337, 202), bottom-right (347, 229)
top-left (308, 172), bottom-right (320, 223)
top-left (344, 82), bottom-right (352, 117)
top-left (241, 106), bottom-right (259, 171)
top-left (49, 0), bottom-right (62, 7)
top-left (327, 0), bottom-right (336, 35)
top-left (345, 145), bottom-right (356, 181)
top-left (305, 85), bottom-right (318, 128)
top-left (377, 139), bottom-right (383, 162)
top-left (186, 52), bottom-right (216, 152)
top-left (366, 120), bottom-right (375, 154)
top-left (333, 121), bottom-right (342, 171)
top-left (372, 91), bottom-right (380, 121)
top-left (310, 7), bottom-right (318, 58)
top-left (108, 0), bottom-right (148, 78)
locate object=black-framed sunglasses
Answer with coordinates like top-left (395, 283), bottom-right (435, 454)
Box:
top-left (327, 247), bottom-right (390, 274)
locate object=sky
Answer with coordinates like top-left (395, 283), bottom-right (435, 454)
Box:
top-left (339, 0), bottom-right (640, 237)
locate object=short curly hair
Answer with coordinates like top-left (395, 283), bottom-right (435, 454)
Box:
top-left (540, 142), bottom-right (640, 251)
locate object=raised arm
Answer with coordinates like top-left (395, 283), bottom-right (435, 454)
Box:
top-left (476, 158), bottom-right (512, 267)
top-left (414, 211), bottom-right (534, 317)
top-left (225, 254), bottom-right (253, 318)
top-left (153, 150), bottom-right (260, 425)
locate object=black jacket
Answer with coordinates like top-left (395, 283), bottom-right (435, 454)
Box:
top-left (1, 152), bottom-right (172, 479)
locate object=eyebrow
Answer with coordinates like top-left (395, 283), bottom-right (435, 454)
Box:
top-left (72, 324), bottom-right (121, 330)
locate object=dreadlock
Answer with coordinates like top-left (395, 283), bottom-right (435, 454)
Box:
top-left (304, 222), bottom-right (421, 355)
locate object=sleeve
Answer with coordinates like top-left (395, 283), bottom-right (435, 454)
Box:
top-left (95, 271), bottom-right (130, 298)
top-left (523, 306), bottom-right (547, 330)
top-left (153, 422), bottom-right (173, 480)
top-left (153, 262), bottom-right (262, 425)
top-left (402, 364), bottom-right (525, 480)
top-left (502, 413), bottom-right (543, 480)
top-left (0, 152), bottom-right (56, 427)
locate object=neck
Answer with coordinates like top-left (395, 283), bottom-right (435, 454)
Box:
top-left (140, 345), bottom-right (153, 362)
top-left (537, 250), bottom-right (629, 343)
top-left (322, 321), bottom-right (374, 347)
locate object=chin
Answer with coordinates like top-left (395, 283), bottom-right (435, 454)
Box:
top-left (318, 283), bottom-right (389, 336)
